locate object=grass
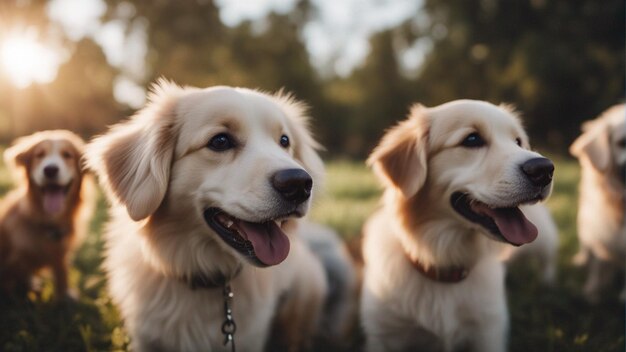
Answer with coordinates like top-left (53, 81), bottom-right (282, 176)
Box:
top-left (1, 156), bottom-right (624, 351)
top-left (311, 160), bottom-right (382, 241)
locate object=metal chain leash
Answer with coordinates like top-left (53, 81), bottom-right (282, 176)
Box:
top-left (221, 284), bottom-right (237, 352)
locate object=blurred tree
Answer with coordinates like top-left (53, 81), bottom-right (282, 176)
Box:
top-left (102, 0), bottom-right (318, 90)
top-left (0, 0), bottom-right (622, 155)
top-left (0, 0), bottom-right (56, 140)
top-left (331, 30), bottom-right (414, 156)
top-left (414, 0), bottom-right (625, 151)
top-left (0, 1), bottom-right (121, 141)
top-left (0, 0), bottom-right (50, 30)
top-left (102, 0), bottom-right (330, 150)
top-left (8, 38), bottom-right (121, 138)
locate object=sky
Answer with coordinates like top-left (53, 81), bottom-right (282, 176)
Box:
top-left (8, 0), bottom-right (425, 107)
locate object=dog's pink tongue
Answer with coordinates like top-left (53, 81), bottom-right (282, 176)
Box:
top-left (473, 204), bottom-right (538, 246)
top-left (43, 190), bottom-right (66, 215)
top-left (237, 220), bottom-right (290, 266)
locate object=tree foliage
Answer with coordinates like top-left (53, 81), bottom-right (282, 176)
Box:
top-left (0, 0), bottom-right (622, 156)
top-left (415, 0), bottom-right (625, 150)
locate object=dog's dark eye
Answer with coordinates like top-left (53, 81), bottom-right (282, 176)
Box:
top-left (62, 151), bottom-right (73, 159)
top-left (617, 138), bottom-right (626, 149)
top-left (515, 138), bottom-right (522, 147)
top-left (461, 133), bottom-right (485, 148)
top-left (207, 133), bottom-right (235, 152)
top-left (280, 135), bottom-right (290, 148)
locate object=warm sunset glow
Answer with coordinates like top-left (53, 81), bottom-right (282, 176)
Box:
top-left (0, 29), bottom-right (64, 88)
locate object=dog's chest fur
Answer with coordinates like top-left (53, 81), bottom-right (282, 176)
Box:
top-left (103, 215), bottom-right (287, 352)
top-left (362, 212), bottom-right (508, 351)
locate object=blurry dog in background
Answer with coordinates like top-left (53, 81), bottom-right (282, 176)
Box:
top-left (0, 130), bottom-right (93, 299)
top-left (570, 104), bottom-right (625, 303)
top-left (361, 100), bottom-right (554, 352)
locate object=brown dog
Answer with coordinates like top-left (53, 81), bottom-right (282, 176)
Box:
top-left (0, 130), bottom-right (93, 299)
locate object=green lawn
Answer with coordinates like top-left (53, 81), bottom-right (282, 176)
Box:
top-left (1, 157), bottom-right (624, 351)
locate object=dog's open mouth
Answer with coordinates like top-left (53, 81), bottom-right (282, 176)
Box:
top-left (450, 192), bottom-right (538, 246)
top-left (203, 208), bottom-right (291, 267)
top-left (41, 183), bottom-right (70, 215)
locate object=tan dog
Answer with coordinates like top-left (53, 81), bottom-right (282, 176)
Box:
top-left (570, 103), bottom-right (625, 303)
top-left (86, 80), bottom-right (329, 351)
top-left (361, 100), bottom-right (554, 352)
top-left (0, 130), bottom-right (93, 299)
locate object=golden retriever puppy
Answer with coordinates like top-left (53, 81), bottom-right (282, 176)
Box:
top-left (501, 204), bottom-right (559, 285)
top-left (86, 80), bottom-right (329, 352)
top-left (0, 130), bottom-right (92, 299)
top-left (361, 100), bottom-right (554, 352)
top-left (570, 103), bottom-right (625, 303)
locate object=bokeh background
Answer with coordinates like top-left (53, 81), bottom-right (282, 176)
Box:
top-left (0, 0), bottom-right (624, 351)
top-left (0, 0), bottom-right (623, 156)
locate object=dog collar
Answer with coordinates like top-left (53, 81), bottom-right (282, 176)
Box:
top-left (180, 265), bottom-right (242, 290)
top-left (178, 276), bottom-right (239, 351)
top-left (407, 255), bottom-right (469, 283)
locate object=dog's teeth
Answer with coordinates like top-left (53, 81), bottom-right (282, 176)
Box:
top-left (216, 213), bottom-right (235, 228)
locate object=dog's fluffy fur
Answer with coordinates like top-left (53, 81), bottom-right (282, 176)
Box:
top-left (570, 103), bottom-right (625, 303)
top-left (86, 80), bottom-right (331, 351)
top-left (0, 130), bottom-right (93, 298)
top-left (360, 100), bottom-right (553, 352)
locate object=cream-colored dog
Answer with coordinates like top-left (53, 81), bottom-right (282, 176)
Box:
top-left (361, 100), bottom-right (554, 352)
top-left (86, 80), bottom-right (329, 351)
top-left (570, 103), bottom-right (625, 303)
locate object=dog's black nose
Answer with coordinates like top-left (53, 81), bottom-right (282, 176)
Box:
top-left (521, 158), bottom-right (554, 187)
top-left (271, 169), bottom-right (313, 204)
top-left (43, 165), bottom-right (59, 179)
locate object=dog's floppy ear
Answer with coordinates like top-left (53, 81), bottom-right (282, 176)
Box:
top-left (86, 80), bottom-right (182, 221)
top-left (4, 133), bottom-right (43, 180)
top-left (570, 122), bottom-right (610, 172)
top-left (5, 137), bottom-right (34, 170)
top-left (367, 104), bottom-right (429, 198)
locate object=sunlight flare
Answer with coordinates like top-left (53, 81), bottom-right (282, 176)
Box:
top-left (0, 28), bottom-right (64, 88)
